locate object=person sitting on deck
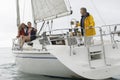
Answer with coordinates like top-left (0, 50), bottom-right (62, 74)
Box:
top-left (17, 23), bottom-right (28, 48)
top-left (17, 22), bottom-right (37, 49)
top-left (27, 22), bottom-right (37, 41)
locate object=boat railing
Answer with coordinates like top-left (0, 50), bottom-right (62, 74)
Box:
top-left (99, 24), bottom-right (120, 48)
top-left (12, 38), bottom-right (19, 50)
top-left (44, 24), bottom-right (120, 46)
top-left (44, 24), bottom-right (120, 68)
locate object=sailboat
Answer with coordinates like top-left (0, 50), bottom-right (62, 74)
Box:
top-left (12, 0), bottom-right (120, 79)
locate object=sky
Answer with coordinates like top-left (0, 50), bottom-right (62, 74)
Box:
top-left (0, 0), bottom-right (120, 47)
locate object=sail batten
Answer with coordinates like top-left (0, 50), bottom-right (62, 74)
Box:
top-left (31, 0), bottom-right (71, 22)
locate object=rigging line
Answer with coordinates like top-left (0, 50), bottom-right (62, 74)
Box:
top-left (90, 0), bottom-right (109, 34)
top-left (51, 20), bottom-right (53, 31)
top-left (44, 22), bottom-right (48, 32)
top-left (22, 0), bottom-right (26, 22)
top-left (47, 21), bottom-right (51, 34)
top-left (90, 0), bottom-right (106, 25)
top-left (87, 1), bottom-right (101, 25)
top-left (38, 21), bottom-right (45, 35)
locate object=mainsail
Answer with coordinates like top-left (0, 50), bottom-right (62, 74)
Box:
top-left (31, 0), bottom-right (71, 22)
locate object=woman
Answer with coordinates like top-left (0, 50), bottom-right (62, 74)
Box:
top-left (16, 23), bottom-right (28, 49)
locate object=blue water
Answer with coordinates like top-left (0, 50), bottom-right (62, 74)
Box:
top-left (0, 48), bottom-right (116, 80)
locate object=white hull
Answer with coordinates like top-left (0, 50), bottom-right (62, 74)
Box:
top-left (13, 39), bottom-right (120, 79)
top-left (14, 51), bottom-right (78, 78)
top-left (12, 24), bottom-right (120, 79)
top-left (47, 43), bottom-right (120, 79)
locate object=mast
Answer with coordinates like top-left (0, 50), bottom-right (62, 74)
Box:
top-left (16, 0), bottom-right (20, 27)
top-left (31, 0), bottom-right (37, 29)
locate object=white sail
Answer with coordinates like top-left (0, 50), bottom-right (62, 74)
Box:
top-left (31, 0), bottom-right (71, 22)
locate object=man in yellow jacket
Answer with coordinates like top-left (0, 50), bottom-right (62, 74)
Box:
top-left (79, 7), bottom-right (96, 45)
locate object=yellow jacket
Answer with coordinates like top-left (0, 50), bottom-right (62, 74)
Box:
top-left (77, 14), bottom-right (96, 37)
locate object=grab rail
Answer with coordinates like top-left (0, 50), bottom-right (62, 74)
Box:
top-left (44, 24), bottom-right (120, 43)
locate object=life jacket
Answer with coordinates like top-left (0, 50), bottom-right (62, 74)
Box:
top-left (80, 13), bottom-right (96, 37)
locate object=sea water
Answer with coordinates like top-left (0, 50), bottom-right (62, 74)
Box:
top-left (0, 48), bottom-right (116, 80)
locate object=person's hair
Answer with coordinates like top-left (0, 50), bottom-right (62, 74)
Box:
top-left (18, 23), bottom-right (25, 31)
top-left (27, 22), bottom-right (32, 25)
top-left (81, 7), bottom-right (87, 12)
